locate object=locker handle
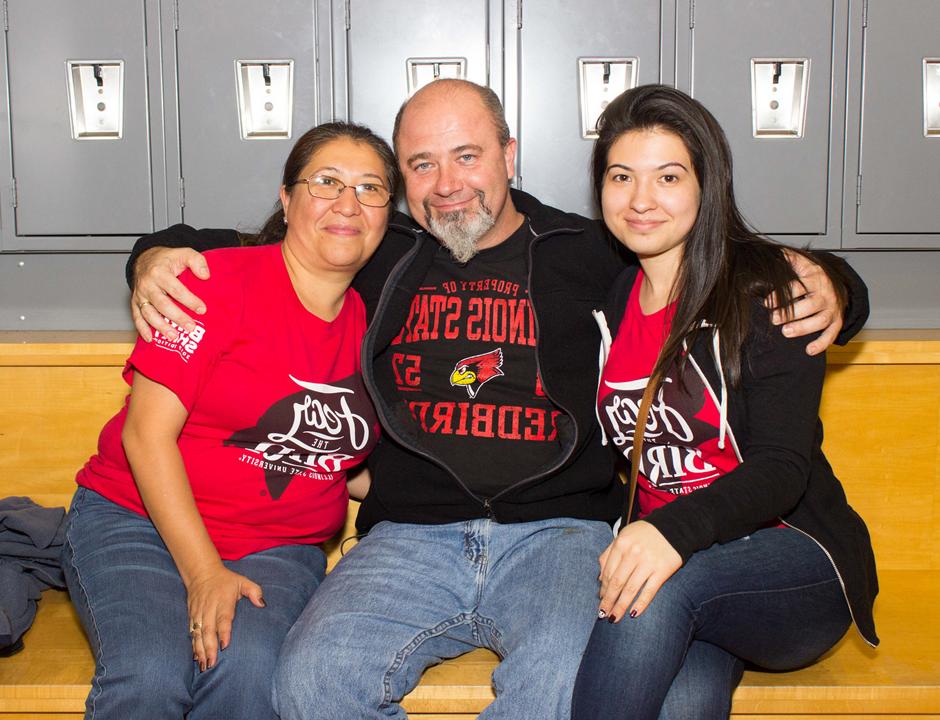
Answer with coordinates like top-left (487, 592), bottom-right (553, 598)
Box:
top-left (93, 64), bottom-right (104, 88)
top-left (578, 58), bottom-right (639, 139)
top-left (262, 63), bottom-right (272, 87)
top-left (772, 62), bottom-right (782, 85)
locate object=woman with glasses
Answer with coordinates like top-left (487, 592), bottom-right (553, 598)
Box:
top-left (61, 122), bottom-right (397, 720)
top-left (570, 85), bottom-right (878, 719)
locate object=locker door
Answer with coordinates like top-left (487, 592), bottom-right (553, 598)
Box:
top-left (516, 0), bottom-right (663, 219)
top-left (343, 0), bottom-right (491, 145)
top-left (683, 0), bottom-right (842, 241)
top-left (855, 0), bottom-right (940, 238)
top-left (175, 1), bottom-right (318, 230)
top-left (6, 0), bottom-right (153, 236)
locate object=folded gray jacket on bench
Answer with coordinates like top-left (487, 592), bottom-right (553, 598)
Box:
top-left (0, 496), bottom-right (67, 651)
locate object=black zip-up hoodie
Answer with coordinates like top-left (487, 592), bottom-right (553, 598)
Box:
top-left (351, 190), bottom-right (627, 530)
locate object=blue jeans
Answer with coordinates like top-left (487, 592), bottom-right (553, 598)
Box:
top-left (571, 528), bottom-right (852, 720)
top-left (274, 517), bottom-right (613, 719)
top-left (61, 487), bottom-right (327, 720)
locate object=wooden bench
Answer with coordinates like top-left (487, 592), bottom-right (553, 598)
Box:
top-left (1, 330), bottom-right (938, 719)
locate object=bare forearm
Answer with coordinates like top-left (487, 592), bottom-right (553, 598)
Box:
top-left (122, 428), bottom-right (222, 586)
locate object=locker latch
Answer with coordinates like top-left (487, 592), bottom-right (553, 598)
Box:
top-left (924, 59), bottom-right (940, 137)
top-left (234, 60), bottom-right (294, 140)
top-left (66, 60), bottom-right (124, 140)
top-left (750, 58), bottom-right (810, 138)
top-left (578, 58), bottom-right (638, 139)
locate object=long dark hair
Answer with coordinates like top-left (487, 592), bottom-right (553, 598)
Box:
top-left (592, 84), bottom-right (847, 387)
top-left (243, 121), bottom-right (400, 246)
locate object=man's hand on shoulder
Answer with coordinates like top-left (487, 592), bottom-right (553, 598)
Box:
top-left (768, 249), bottom-right (845, 356)
top-left (132, 247), bottom-right (210, 342)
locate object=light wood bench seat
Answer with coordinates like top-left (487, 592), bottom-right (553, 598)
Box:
top-left (0, 570), bottom-right (936, 719)
top-left (1, 331), bottom-right (939, 718)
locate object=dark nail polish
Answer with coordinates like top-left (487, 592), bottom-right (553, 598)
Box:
top-left (607, 614), bottom-right (617, 623)
top-left (630, 609), bottom-right (638, 618)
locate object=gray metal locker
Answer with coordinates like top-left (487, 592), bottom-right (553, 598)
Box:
top-left (677, 0), bottom-right (846, 246)
top-left (173, 1), bottom-right (320, 231)
top-left (848, 0), bottom-right (940, 244)
top-left (511, 0), bottom-right (666, 218)
top-left (338, 0), bottom-right (494, 146)
top-left (4, 0), bottom-right (155, 243)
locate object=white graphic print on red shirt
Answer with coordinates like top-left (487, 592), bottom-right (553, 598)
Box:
top-left (597, 272), bottom-right (741, 517)
top-left (226, 373), bottom-right (375, 500)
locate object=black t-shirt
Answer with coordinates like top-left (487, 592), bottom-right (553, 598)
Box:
top-left (385, 221), bottom-right (563, 496)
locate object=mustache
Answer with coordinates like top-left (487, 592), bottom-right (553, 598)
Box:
top-left (423, 189), bottom-right (490, 222)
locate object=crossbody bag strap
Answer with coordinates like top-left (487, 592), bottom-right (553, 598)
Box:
top-left (622, 377), bottom-right (658, 528)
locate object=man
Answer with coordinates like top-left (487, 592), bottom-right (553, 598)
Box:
top-left (130, 80), bottom-right (864, 718)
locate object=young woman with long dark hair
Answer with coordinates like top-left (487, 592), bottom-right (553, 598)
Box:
top-left (571, 85), bottom-right (878, 719)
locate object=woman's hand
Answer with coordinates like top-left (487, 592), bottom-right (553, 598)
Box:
top-left (597, 520), bottom-right (682, 622)
top-left (186, 565), bottom-right (265, 671)
top-left (131, 247), bottom-right (210, 342)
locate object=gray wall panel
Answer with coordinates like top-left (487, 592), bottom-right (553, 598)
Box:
top-left (0, 254), bottom-right (131, 330)
top-left (1, 2), bottom-right (939, 330)
top-left (6, 0), bottom-right (153, 236)
top-left (175, 1), bottom-right (319, 231)
top-left (516, 0), bottom-right (662, 218)
top-left (839, 251), bottom-right (940, 328)
top-left (854, 0), bottom-right (940, 237)
top-left (345, 0), bottom-right (490, 145)
top-left (685, 0), bottom-right (839, 238)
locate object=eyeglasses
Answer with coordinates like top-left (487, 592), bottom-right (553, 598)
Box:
top-left (287, 174), bottom-right (392, 208)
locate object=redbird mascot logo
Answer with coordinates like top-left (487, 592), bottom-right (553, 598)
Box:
top-left (449, 348), bottom-right (504, 399)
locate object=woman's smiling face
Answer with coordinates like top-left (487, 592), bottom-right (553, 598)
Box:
top-left (601, 128), bottom-right (701, 270)
top-left (280, 136), bottom-right (391, 275)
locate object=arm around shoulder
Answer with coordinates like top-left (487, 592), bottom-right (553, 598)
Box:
top-left (126, 224), bottom-right (240, 288)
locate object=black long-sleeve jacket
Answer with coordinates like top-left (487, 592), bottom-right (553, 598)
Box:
top-left (596, 264), bottom-right (878, 647)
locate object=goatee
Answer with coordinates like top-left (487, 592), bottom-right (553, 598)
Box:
top-left (425, 191), bottom-right (495, 264)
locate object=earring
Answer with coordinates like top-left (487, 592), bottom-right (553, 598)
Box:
top-left (283, 215), bottom-right (288, 225)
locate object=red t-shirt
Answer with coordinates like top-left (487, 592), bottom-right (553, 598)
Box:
top-left (77, 243), bottom-right (379, 559)
top-left (597, 271), bottom-right (741, 517)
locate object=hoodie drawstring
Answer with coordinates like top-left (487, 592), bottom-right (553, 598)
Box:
top-left (712, 329), bottom-right (729, 450)
top-left (592, 309), bottom-right (613, 447)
